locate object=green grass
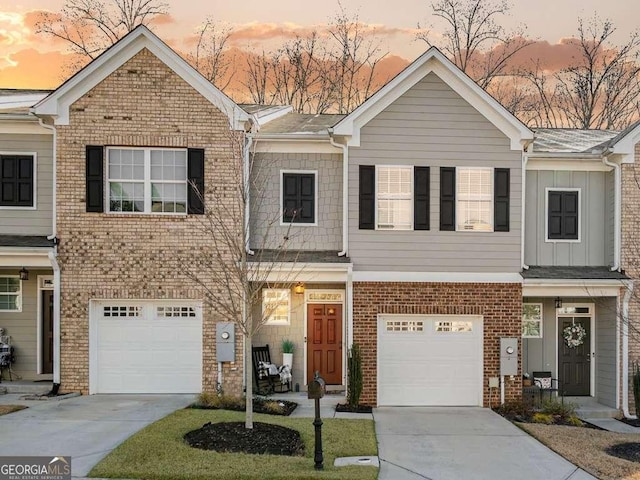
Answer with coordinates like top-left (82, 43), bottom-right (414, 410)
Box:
top-left (0, 405), bottom-right (27, 416)
top-left (89, 409), bottom-right (378, 480)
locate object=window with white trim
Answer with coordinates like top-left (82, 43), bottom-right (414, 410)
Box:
top-left (107, 147), bottom-right (187, 214)
top-left (377, 166), bottom-right (412, 230)
top-left (435, 320), bottom-right (473, 332)
top-left (456, 167), bottom-right (493, 231)
top-left (263, 289), bottom-right (290, 325)
top-left (103, 305), bottom-right (141, 317)
top-left (0, 154), bottom-right (35, 208)
top-left (522, 303), bottom-right (543, 338)
top-left (0, 277), bottom-right (21, 311)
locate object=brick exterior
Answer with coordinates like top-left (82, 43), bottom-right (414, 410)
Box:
top-left (622, 153), bottom-right (640, 413)
top-left (353, 282), bottom-right (523, 407)
top-left (55, 48), bottom-right (243, 395)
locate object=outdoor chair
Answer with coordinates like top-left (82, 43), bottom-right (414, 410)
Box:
top-left (251, 344), bottom-right (291, 396)
top-left (532, 371), bottom-right (561, 404)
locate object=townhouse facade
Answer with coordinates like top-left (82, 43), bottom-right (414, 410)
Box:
top-left (1, 25), bottom-right (640, 413)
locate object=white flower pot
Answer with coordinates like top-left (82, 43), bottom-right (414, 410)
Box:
top-left (283, 353), bottom-right (293, 368)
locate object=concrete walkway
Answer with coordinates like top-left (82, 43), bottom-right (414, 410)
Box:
top-left (0, 394), bottom-right (194, 477)
top-left (375, 407), bottom-right (596, 480)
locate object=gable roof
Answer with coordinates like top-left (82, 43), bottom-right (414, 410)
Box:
top-left (33, 25), bottom-right (249, 130)
top-left (605, 119), bottom-right (640, 161)
top-left (332, 47), bottom-right (533, 150)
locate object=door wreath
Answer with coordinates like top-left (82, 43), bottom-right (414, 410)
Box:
top-left (563, 323), bottom-right (586, 348)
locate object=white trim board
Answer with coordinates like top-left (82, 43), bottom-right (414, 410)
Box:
top-left (523, 284), bottom-right (622, 298)
top-left (352, 271), bottom-right (522, 283)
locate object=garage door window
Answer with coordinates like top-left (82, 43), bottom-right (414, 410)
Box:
top-left (157, 306), bottom-right (196, 317)
top-left (435, 320), bottom-right (473, 333)
top-left (103, 305), bottom-right (141, 317)
top-left (385, 319), bottom-right (424, 332)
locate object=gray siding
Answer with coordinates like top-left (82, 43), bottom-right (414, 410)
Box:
top-left (0, 134), bottom-right (53, 235)
top-left (0, 269), bottom-right (53, 380)
top-left (522, 298), bottom-right (557, 376)
top-left (605, 171), bottom-right (615, 266)
top-left (524, 170), bottom-right (613, 266)
top-left (596, 297), bottom-right (617, 408)
top-left (250, 152), bottom-right (342, 251)
top-left (348, 72), bottom-right (522, 272)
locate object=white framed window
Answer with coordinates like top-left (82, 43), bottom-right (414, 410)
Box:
top-left (0, 276), bottom-right (21, 312)
top-left (103, 305), bottom-right (142, 317)
top-left (522, 303), bottom-right (543, 338)
top-left (263, 289), bottom-right (290, 325)
top-left (456, 167), bottom-right (493, 232)
top-left (107, 147), bottom-right (187, 214)
top-left (0, 152), bottom-right (37, 210)
top-left (545, 188), bottom-right (580, 242)
top-left (385, 319), bottom-right (424, 332)
top-left (376, 165), bottom-right (413, 230)
top-left (280, 170), bottom-right (318, 225)
top-left (435, 320), bottom-right (473, 333)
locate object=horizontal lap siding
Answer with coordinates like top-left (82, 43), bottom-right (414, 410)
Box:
top-left (348, 72), bottom-right (522, 272)
top-left (524, 170), bottom-right (611, 266)
top-left (0, 134), bottom-right (53, 235)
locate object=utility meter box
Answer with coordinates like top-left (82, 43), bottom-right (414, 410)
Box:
top-left (500, 338), bottom-right (518, 376)
top-left (216, 322), bottom-right (235, 362)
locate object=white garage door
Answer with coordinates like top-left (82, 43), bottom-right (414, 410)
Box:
top-left (378, 315), bottom-right (483, 406)
top-left (92, 301), bottom-right (203, 394)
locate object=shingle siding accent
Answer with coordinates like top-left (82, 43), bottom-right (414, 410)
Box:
top-left (55, 48), bottom-right (243, 395)
top-left (353, 281), bottom-right (522, 407)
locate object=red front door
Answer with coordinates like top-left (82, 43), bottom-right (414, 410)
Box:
top-left (307, 304), bottom-right (342, 385)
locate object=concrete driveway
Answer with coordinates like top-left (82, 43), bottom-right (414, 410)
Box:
top-left (375, 407), bottom-right (596, 480)
top-left (0, 394), bottom-right (194, 477)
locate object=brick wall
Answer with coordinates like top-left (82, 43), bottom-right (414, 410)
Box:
top-left (622, 154), bottom-right (640, 413)
top-left (55, 48), bottom-right (244, 395)
top-left (352, 282), bottom-right (522, 406)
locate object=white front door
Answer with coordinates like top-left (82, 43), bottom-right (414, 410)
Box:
top-left (378, 315), bottom-right (483, 406)
top-left (92, 301), bottom-right (202, 394)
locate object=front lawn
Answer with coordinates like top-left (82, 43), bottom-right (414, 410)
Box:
top-left (89, 409), bottom-right (378, 480)
top-left (0, 405), bottom-right (27, 416)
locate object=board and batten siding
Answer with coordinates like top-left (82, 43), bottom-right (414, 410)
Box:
top-left (524, 170), bottom-right (614, 266)
top-left (596, 297), bottom-right (617, 408)
top-left (0, 133), bottom-right (53, 235)
top-left (250, 152), bottom-right (343, 251)
top-left (348, 72), bottom-right (522, 272)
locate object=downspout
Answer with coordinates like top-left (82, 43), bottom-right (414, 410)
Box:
top-left (603, 155), bottom-right (621, 271)
top-left (521, 152), bottom-right (529, 270)
top-left (37, 117), bottom-right (61, 392)
top-left (244, 134), bottom-right (255, 255)
top-left (622, 281), bottom-right (635, 418)
top-left (329, 129), bottom-right (348, 257)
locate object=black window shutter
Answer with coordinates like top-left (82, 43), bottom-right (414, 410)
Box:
top-left (282, 173), bottom-right (315, 223)
top-left (188, 148), bottom-right (205, 215)
top-left (548, 191), bottom-right (578, 240)
top-left (359, 165), bottom-right (375, 230)
top-left (85, 146), bottom-right (104, 212)
top-left (414, 167), bottom-right (430, 230)
top-left (0, 155), bottom-right (34, 207)
top-left (439, 167), bottom-right (455, 231)
top-left (494, 168), bottom-right (510, 232)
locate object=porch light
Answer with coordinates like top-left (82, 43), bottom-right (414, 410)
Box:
top-left (294, 282), bottom-right (305, 295)
top-left (555, 297), bottom-right (562, 309)
top-left (19, 267), bottom-right (29, 281)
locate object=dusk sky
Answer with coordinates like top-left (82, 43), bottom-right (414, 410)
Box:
top-left (1, 0), bottom-right (639, 89)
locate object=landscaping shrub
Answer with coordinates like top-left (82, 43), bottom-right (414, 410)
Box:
top-left (541, 399), bottom-right (577, 422)
top-left (493, 399), bottom-right (533, 420)
top-left (195, 393), bottom-right (245, 410)
top-left (532, 412), bottom-right (554, 424)
top-left (566, 416), bottom-right (584, 427)
top-left (262, 400), bottom-right (285, 415)
top-left (347, 343), bottom-right (363, 408)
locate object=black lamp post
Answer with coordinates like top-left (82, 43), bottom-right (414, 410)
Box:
top-left (307, 371), bottom-right (325, 470)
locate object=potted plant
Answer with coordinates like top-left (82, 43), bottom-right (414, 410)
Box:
top-left (282, 339), bottom-right (294, 368)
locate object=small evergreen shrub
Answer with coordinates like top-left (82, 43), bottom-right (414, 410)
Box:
top-left (347, 343), bottom-right (363, 408)
top-left (532, 412), bottom-right (554, 424)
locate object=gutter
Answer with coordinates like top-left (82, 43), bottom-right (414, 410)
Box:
top-left (622, 281), bottom-right (635, 418)
top-left (47, 250), bottom-right (61, 387)
top-left (602, 154), bottom-right (621, 271)
top-left (522, 153), bottom-right (529, 270)
top-left (328, 128), bottom-right (348, 257)
top-left (244, 134), bottom-right (254, 255)
top-left (37, 118), bottom-right (57, 238)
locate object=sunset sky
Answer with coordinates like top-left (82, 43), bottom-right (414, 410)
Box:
top-left (1, 0), bottom-right (639, 90)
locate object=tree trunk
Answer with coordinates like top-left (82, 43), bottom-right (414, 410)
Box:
top-left (245, 332), bottom-right (253, 429)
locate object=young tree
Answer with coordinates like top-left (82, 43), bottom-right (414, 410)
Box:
top-left (418, 0), bottom-right (532, 90)
top-left (189, 18), bottom-right (235, 91)
top-left (36, 0), bottom-right (168, 66)
top-left (526, 16), bottom-right (640, 130)
top-left (182, 132), bottom-right (306, 429)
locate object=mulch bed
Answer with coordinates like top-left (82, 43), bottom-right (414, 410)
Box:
top-left (335, 403), bottom-right (373, 413)
top-left (190, 398), bottom-right (297, 416)
top-left (606, 442), bottom-right (640, 463)
top-left (617, 417), bottom-right (640, 427)
top-left (184, 421), bottom-right (305, 456)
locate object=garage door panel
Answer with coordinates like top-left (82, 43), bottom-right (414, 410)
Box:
top-left (94, 302), bottom-right (203, 394)
top-left (379, 315), bottom-right (483, 406)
